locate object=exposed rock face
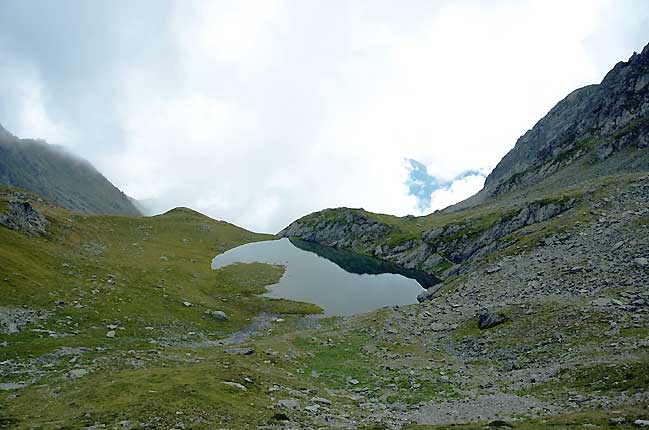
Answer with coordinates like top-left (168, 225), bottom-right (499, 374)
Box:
top-left (279, 209), bottom-right (390, 249)
top-left (280, 197), bottom-right (576, 279)
top-left (417, 285), bottom-right (444, 303)
top-left (0, 200), bottom-right (48, 236)
top-left (475, 43), bottom-right (649, 201)
top-left (0, 307), bottom-right (50, 334)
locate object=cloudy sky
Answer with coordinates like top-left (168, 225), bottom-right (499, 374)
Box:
top-left (1, 1), bottom-right (648, 232)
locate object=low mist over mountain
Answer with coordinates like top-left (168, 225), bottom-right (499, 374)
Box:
top-left (0, 124), bottom-right (140, 216)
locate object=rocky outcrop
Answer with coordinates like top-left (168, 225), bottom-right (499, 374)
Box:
top-left (0, 307), bottom-right (50, 334)
top-left (417, 284), bottom-right (444, 303)
top-left (416, 197), bottom-right (578, 277)
top-left (279, 209), bottom-right (391, 249)
top-left (280, 197), bottom-right (577, 279)
top-left (0, 200), bottom-right (49, 236)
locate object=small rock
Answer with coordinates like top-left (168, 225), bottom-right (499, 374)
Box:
top-left (0, 382), bottom-right (26, 390)
top-left (272, 412), bottom-right (289, 421)
top-left (182, 301), bottom-right (193, 307)
top-left (68, 369), bottom-right (88, 378)
top-left (225, 347), bottom-right (255, 356)
top-left (485, 265), bottom-right (502, 274)
top-left (633, 257), bottom-right (648, 268)
top-left (635, 420), bottom-right (649, 427)
top-left (311, 396), bottom-right (332, 405)
top-left (430, 323), bottom-right (446, 332)
top-left (106, 330), bottom-right (116, 338)
top-left (488, 420), bottom-right (514, 428)
top-left (277, 399), bottom-right (299, 410)
top-left (348, 379), bottom-right (359, 385)
top-left (222, 381), bottom-right (247, 391)
top-left (592, 297), bottom-right (615, 307)
top-left (205, 310), bottom-right (229, 321)
top-left (304, 405), bottom-right (320, 413)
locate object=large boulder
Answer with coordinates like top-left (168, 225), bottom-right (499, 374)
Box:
top-left (0, 201), bottom-right (48, 236)
top-left (478, 311), bottom-right (508, 329)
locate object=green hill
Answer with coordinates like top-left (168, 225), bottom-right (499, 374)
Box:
top-left (0, 186), bottom-right (320, 428)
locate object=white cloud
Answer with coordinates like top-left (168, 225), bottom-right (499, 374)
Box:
top-left (1, 0), bottom-right (648, 232)
top-left (430, 174), bottom-right (486, 211)
top-left (0, 64), bottom-right (74, 145)
top-left (172, 0), bottom-right (288, 75)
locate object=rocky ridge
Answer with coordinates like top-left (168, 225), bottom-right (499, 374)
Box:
top-left (281, 196), bottom-right (580, 280)
top-left (475, 42), bottom-right (649, 202)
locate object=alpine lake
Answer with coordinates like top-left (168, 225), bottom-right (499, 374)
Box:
top-left (212, 238), bottom-right (438, 316)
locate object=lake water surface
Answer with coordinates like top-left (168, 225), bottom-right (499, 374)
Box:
top-left (211, 238), bottom-right (438, 316)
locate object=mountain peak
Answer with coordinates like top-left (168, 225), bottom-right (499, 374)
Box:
top-left (0, 123), bottom-right (14, 140)
top-left (457, 41), bottom-right (649, 208)
top-left (0, 124), bottom-right (141, 216)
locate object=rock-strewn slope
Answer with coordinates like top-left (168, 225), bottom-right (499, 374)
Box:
top-left (280, 195), bottom-right (580, 279)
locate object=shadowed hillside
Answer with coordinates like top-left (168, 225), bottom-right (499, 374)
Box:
top-left (0, 124), bottom-right (140, 216)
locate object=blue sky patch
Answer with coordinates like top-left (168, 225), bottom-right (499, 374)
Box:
top-left (405, 158), bottom-right (482, 211)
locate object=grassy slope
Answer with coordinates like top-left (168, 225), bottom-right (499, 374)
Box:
top-left (1, 177), bottom-right (647, 429)
top-left (0, 187), bottom-right (321, 428)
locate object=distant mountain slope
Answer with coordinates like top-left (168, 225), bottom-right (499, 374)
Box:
top-left (0, 124), bottom-right (140, 216)
top-left (456, 42), bottom-right (649, 209)
top-left (280, 42), bottom-right (649, 280)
